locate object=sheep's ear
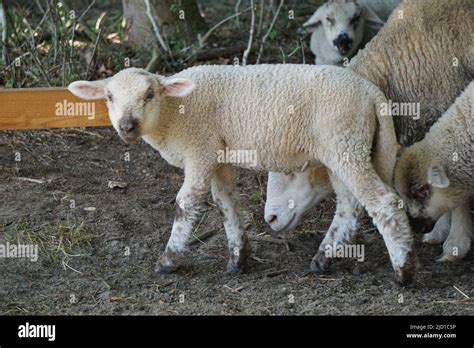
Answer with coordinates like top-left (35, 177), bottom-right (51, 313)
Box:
top-left (162, 78), bottom-right (196, 97)
top-left (302, 4), bottom-right (327, 32)
top-left (363, 6), bottom-right (385, 30)
top-left (427, 164), bottom-right (450, 188)
top-left (68, 80), bottom-right (107, 100)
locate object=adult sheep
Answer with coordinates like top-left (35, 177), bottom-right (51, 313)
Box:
top-left (301, 0), bottom-right (400, 66)
top-left (265, 0), bottom-right (474, 268)
top-left (68, 64), bottom-right (415, 285)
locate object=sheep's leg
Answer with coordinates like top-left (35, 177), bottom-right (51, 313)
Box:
top-left (437, 202), bottom-right (472, 262)
top-left (211, 165), bottom-right (251, 273)
top-left (310, 173), bottom-right (364, 274)
top-left (322, 161), bottom-right (416, 285)
top-left (423, 212), bottom-right (451, 245)
top-left (155, 166), bottom-right (213, 274)
top-left (348, 170), bottom-right (416, 285)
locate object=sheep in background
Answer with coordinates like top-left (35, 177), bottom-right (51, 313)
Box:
top-left (395, 82), bottom-right (473, 262)
top-left (301, 0), bottom-right (399, 66)
top-left (265, 0), bottom-right (474, 269)
top-left (69, 64), bottom-right (416, 285)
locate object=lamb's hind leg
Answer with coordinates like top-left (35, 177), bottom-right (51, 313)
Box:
top-left (211, 165), bottom-right (251, 273)
top-left (311, 173), bottom-right (364, 273)
top-left (327, 165), bottom-right (416, 285)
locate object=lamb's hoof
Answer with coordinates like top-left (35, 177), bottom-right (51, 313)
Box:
top-left (310, 251), bottom-right (329, 274)
top-left (227, 237), bottom-right (251, 274)
top-left (394, 256), bottom-right (417, 286)
top-left (155, 261), bottom-right (178, 274)
top-left (227, 259), bottom-right (246, 274)
top-left (435, 253), bottom-right (459, 263)
top-left (155, 251), bottom-right (179, 274)
top-left (422, 233), bottom-right (444, 245)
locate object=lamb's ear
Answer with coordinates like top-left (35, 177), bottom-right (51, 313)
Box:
top-left (427, 164), bottom-right (450, 188)
top-left (302, 4), bottom-right (327, 32)
top-left (363, 6), bottom-right (385, 30)
top-left (162, 78), bottom-right (196, 97)
top-left (68, 80), bottom-right (108, 100)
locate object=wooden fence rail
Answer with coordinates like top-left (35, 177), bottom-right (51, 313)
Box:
top-left (0, 88), bottom-right (111, 130)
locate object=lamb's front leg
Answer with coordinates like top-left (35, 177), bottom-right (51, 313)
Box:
top-left (211, 165), bottom-right (251, 273)
top-left (311, 173), bottom-right (364, 274)
top-left (155, 165), bottom-right (213, 274)
top-left (437, 201), bottom-right (472, 262)
top-left (423, 212), bottom-right (451, 245)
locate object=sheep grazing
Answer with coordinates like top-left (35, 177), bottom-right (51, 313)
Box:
top-left (395, 82), bottom-right (473, 262)
top-left (265, 0), bottom-right (474, 269)
top-left (301, 0), bottom-right (399, 66)
top-left (69, 64), bottom-right (416, 285)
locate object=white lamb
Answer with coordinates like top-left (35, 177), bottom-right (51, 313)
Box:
top-left (68, 64), bottom-right (416, 285)
top-left (301, 0), bottom-right (399, 66)
top-left (394, 82), bottom-right (473, 262)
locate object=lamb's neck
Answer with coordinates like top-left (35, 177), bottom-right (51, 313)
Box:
top-left (142, 97), bottom-right (181, 150)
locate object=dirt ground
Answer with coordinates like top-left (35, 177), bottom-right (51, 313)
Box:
top-left (0, 128), bottom-right (472, 315)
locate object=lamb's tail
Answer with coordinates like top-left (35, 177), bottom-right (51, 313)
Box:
top-left (373, 91), bottom-right (400, 186)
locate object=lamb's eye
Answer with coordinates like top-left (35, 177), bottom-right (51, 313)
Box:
top-left (144, 88), bottom-right (154, 102)
top-left (350, 15), bottom-right (361, 27)
top-left (326, 17), bottom-right (334, 25)
top-left (106, 93), bottom-right (113, 102)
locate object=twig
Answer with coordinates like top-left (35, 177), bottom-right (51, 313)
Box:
top-left (223, 284), bottom-right (244, 293)
top-left (242, 0), bottom-right (256, 66)
top-left (234, 0), bottom-right (242, 29)
top-left (265, 268), bottom-right (288, 278)
top-left (453, 285), bottom-right (470, 299)
top-left (144, 0), bottom-right (168, 52)
top-left (188, 229), bottom-right (218, 245)
top-left (85, 27), bottom-right (102, 80)
top-left (22, 17), bottom-right (52, 86)
top-left (256, 0), bottom-right (284, 64)
top-left (199, 7), bottom-right (252, 48)
top-left (299, 37), bottom-right (305, 64)
top-left (16, 177), bottom-right (46, 184)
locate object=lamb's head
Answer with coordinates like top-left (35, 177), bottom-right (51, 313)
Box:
top-left (265, 167), bottom-right (333, 232)
top-left (301, 0), bottom-right (384, 57)
top-left (395, 147), bottom-right (453, 233)
top-left (68, 68), bottom-right (195, 143)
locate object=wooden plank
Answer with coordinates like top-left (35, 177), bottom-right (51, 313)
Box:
top-left (0, 88), bottom-right (111, 130)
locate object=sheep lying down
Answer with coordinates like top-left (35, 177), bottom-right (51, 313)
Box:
top-left (69, 64), bottom-right (416, 285)
top-left (301, 0), bottom-right (399, 66)
top-left (394, 82), bottom-right (474, 263)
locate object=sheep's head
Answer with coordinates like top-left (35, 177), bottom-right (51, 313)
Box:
top-left (394, 147), bottom-right (452, 233)
top-left (302, 0), bottom-right (384, 58)
top-left (68, 68), bottom-right (195, 143)
top-left (265, 167), bottom-right (333, 232)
